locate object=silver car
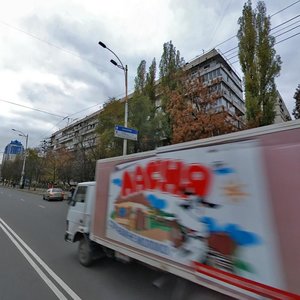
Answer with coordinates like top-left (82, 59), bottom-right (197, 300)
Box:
top-left (43, 188), bottom-right (64, 201)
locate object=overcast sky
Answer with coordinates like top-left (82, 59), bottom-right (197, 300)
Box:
top-left (0, 0), bottom-right (299, 162)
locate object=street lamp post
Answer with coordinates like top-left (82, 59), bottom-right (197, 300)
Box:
top-left (12, 129), bottom-right (28, 189)
top-left (98, 41), bottom-right (128, 155)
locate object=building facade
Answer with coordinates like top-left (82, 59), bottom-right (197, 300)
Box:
top-left (49, 49), bottom-right (246, 152)
top-left (2, 140), bottom-right (24, 163)
top-left (274, 91), bottom-right (292, 123)
top-left (50, 110), bottom-right (100, 152)
top-left (184, 48), bottom-right (245, 128)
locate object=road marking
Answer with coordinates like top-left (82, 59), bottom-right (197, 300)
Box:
top-left (0, 218), bottom-right (81, 300)
top-left (38, 205), bottom-right (45, 208)
top-left (20, 198), bottom-right (25, 202)
top-left (0, 223), bottom-right (68, 299)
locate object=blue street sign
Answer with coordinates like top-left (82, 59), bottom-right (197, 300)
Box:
top-left (114, 125), bottom-right (138, 141)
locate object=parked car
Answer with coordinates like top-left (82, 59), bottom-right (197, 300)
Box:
top-left (43, 188), bottom-right (64, 201)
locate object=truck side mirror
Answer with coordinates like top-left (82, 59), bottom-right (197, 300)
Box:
top-left (68, 196), bottom-right (76, 206)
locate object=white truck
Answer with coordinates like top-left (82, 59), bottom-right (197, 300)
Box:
top-left (65, 120), bottom-right (300, 299)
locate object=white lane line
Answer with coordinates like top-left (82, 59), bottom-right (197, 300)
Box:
top-left (20, 198), bottom-right (25, 202)
top-left (0, 218), bottom-right (81, 300)
top-left (0, 223), bottom-right (68, 300)
top-left (38, 205), bottom-right (45, 208)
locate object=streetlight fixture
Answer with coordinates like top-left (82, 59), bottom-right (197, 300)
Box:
top-left (98, 41), bottom-right (128, 155)
top-left (12, 129), bottom-right (28, 189)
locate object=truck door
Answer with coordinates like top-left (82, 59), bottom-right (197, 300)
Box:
top-left (67, 185), bottom-right (89, 238)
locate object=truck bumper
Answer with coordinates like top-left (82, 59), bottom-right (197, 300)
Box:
top-left (64, 232), bottom-right (73, 243)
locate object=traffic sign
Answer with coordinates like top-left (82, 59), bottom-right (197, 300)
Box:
top-left (114, 125), bottom-right (138, 141)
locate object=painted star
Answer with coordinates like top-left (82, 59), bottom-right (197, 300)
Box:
top-left (222, 181), bottom-right (248, 202)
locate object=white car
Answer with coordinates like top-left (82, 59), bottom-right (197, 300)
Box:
top-left (43, 188), bottom-right (64, 201)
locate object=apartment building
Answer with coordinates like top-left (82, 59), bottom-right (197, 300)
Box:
top-left (2, 140), bottom-right (24, 163)
top-left (49, 49), bottom-right (246, 151)
top-left (184, 48), bottom-right (245, 127)
top-left (50, 109), bottom-right (100, 152)
top-left (49, 48), bottom-right (294, 153)
top-left (187, 49), bottom-right (291, 126)
top-left (274, 91), bottom-right (292, 123)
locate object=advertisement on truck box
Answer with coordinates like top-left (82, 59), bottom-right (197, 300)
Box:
top-left (106, 140), bottom-right (287, 294)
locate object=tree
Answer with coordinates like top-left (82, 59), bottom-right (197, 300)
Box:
top-left (159, 41), bottom-right (184, 91)
top-left (71, 146), bottom-right (95, 182)
top-left (128, 59), bottom-right (161, 152)
top-left (145, 58), bottom-right (157, 103)
top-left (158, 41), bottom-right (185, 143)
top-left (25, 148), bottom-right (43, 185)
top-left (128, 94), bottom-right (155, 152)
top-left (168, 75), bottom-right (236, 144)
top-left (134, 60), bottom-right (147, 93)
top-left (43, 150), bottom-right (59, 184)
top-left (56, 147), bottom-right (76, 185)
top-left (238, 0), bottom-right (281, 127)
top-left (1, 157), bottom-right (22, 184)
top-left (96, 98), bottom-right (124, 158)
top-left (292, 84), bottom-right (300, 119)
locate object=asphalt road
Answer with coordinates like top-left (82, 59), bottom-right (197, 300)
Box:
top-left (0, 186), bottom-right (233, 300)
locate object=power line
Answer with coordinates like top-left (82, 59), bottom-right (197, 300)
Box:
top-left (33, 118), bottom-right (68, 146)
top-left (0, 91), bottom-right (132, 130)
top-left (0, 18), bottom-right (135, 111)
top-left (68, 102), bottom-right (102, 118)
top-left (207, 0), bottom-right (233, 49)
top-left (222, 46), bottom-right (238, 55)
top-left (225, 16), bottom-right (300, 62)
top-left (227, 24), bottom-right (300, 62)
top-left (227, 25), bottom-right (300, 62)
top-left (230, 30), bottom-right (300, 65)
top-left (214, 35), bottom-right (236, 48)
top-left (272, 19), bottom-right (300, 35)
top-left (276, 31), bottom-right (300, 44)
top-left (28, 102), bottom-right (104, 146)
top-left (0, 98), bottom-right (66, 118)
top-left (227, 52), bottom-right (239, 61)
top-left (270, 0), bottom-right (300, 17)
top-left (26, 99), bottom-right (120, 146)
top-left (271, 14), bottom-right (300, 31)
top-left (222, 15), bottom-right (300, 57)
top-left (274, 24), bottom-right (300, 38)
top-left (0, 3), bottom-right (297, 76)
top-left (0, 1), bottom-right (297, 71)
top-left (216, 4), bottom-right (300, 54)
top-left (0, 20), bottom-right (103, 68)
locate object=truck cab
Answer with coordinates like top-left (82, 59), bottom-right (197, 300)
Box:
top-left (65, 182), bottom-right (95, 244)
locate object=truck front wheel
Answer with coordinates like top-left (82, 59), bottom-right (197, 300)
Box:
top-left (78, 237), bottom-right (93, 267)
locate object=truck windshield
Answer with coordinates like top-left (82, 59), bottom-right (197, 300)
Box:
top-left (73, 186), bottom-right (87, 203)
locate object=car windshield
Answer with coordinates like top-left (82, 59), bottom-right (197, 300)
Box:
top-left (52, 188), bottom-right (62, 192)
